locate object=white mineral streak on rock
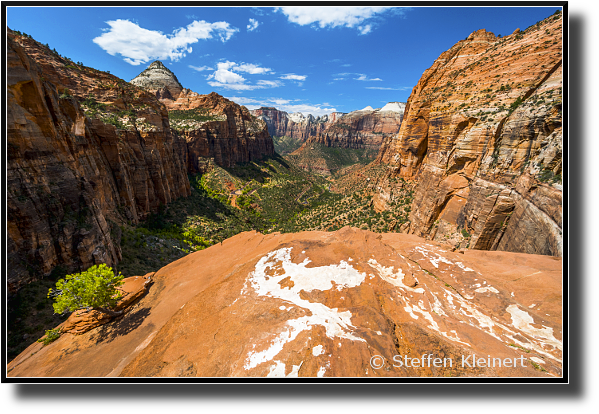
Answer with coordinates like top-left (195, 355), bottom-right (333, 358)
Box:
top-left (475, 286), bottom-right (500, 294)
top-left (243, 248), bottom-right (366, 370)
top-left (530, 356), bottom-right (545, 365)
top-left (414, 246), bottom-right (453, 268)
top-left (266, 361), bottom-right (287, 377)
top-left (367, 259), bottom-right (424, 293)
top-left (312, 345), bottom-right (324, 356)
top-left (317, 366), bottom-right (326, 377)
top-left (507, 305), bottom-right (562, 351)
top-left (455, 262), bottom-right (475, 272)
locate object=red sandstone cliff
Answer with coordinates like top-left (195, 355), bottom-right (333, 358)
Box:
top-left (252, 105), bottom-right (404, 152)
top-left (7, 30), bottom-right (191, 292)
top-left (165, 90), bottom-right (274, 171)
top-left (375, 12), bottom-right (563, 257)
top-left (308, 104), bottom-right (405, 150)
top-left (7, 30), bottom-right (277, 292)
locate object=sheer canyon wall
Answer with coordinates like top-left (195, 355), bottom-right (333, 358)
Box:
top-left (375, 12), bottom-right (563, 257)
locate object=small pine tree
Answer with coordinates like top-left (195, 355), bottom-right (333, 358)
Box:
top-left (48, 264), bottom-right (124, 316)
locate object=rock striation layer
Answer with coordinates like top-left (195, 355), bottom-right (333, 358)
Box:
top-left (164, 90), bottom-right (274, 171)
top-left (8, 228), bottom-right (562, 378)
top-left (7, 30), bottom-right (191, 292)
top-left (252, 104), bottom-right (404, 152)
top-left (306, 103), bottom-right (405, 151)
top-left (130, 61), bottom-right (184, 101)
top-left (375, 12), bottom-right (563, 256)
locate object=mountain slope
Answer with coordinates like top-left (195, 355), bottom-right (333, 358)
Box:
top-left (375, 12), bottom-right (563, 256)
top-left (7, 29), bottom-right (191, 292)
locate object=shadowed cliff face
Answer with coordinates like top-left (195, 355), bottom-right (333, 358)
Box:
top-left (165, 91), bottom-right (274, 171)
top-left (7, 31), bottom-right (192, 292)
top-left (7, 31), bottom-right (275, 293)
top-left (7, 228), bottom-right (562, 378)
top-left (375, 12), bottom-right (563, 256)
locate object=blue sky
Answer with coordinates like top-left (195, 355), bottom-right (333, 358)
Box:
top-left (7, 5), bottom-right (561, 116)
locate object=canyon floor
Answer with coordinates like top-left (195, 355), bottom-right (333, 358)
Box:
top-left (7, 151), bottom-right (415, 361)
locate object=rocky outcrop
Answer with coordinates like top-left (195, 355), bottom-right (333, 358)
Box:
top-left (130, 61), bottom-right (183, 101)
top-left (59, 273), bottom-right (153, 335)
top-left (130, 65), bottom-right (275, 171)
top-left (7, 30), bottom-right (191, 293)
top-left (308, 103), bottom-right (405, 150)
top-left (251, 107), bottom-right (335, 142)
top-left (252, 104), bottom-right (404, 152)
top-left (165, 91), bottom-right (274, 170)
top-left (376, 12), bottom-right (563, 256)
top-left (8, 228), bottom-right (562, 377)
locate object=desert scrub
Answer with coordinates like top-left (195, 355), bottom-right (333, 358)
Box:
top-left (37, 327), bottom-right (61, 346)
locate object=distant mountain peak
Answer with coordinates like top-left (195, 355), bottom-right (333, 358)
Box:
top-left (131, 60), bottom-right (184, 100)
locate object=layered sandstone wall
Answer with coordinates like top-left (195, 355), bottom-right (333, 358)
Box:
top-left (376, 12), bottom-right (563, 256)
top-left (166, 91), bottom-right (274, 171)
top-left (251, 107), bottom-right (331, 141)
top-left (7, 31), bottom-right (191, 292)
top-left (252, 104), bottom-right (404, 152)
top-left (309, 105), bottom-right (404, 150)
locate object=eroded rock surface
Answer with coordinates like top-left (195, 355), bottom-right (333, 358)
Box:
top-left (375, 12), bottom-right (563, 256)
top-left (7, 30), bottom-right (190, 292)
top-left (8, 228), bottom-right (562, 378)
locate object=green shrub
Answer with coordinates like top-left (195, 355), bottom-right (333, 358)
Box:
top-left (37, 327), bottom-right (61, 346)
top-left (48, 264), bottom-right (124, 314)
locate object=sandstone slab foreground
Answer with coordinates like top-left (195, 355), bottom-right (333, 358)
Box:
top-left (8, 228), bottom-right (562, 378)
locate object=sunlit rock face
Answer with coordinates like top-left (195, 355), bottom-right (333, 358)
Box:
top-left (130, 61), bottom-right (184, 101)
top-left (375, 12), bottom-right (563, 256)
top-left (8, 228), bottom-right (562, 378)
top-left (251, 104), bottom-right (405, 152)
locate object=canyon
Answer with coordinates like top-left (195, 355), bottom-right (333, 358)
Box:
top-left (6, 10), bottom-right (564, 378)
top-left (251, 103), bottom-right (404, 155)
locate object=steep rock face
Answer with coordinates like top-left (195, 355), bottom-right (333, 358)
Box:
top-left (165, 90), bottom-right (274, 170)
top-left (251, 107), bottom-right (335, 142)
top-left (309, 104), bottom-right (405, 150)
top-left (7, 31), bottom-right (190, 292)
top-left (129, 62), bottom-right (275, 171)
top-left (7, 228), bottom-right (562, 378)
top-left (130, 61), bottom-right (184, 101)
top-left (376, 12), bottom-right (563, 256)
top-left (252, 105), bottom-right (404, 151)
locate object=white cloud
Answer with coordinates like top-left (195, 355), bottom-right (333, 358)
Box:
top-left (206, 61), bottom-right (279, 90)
top-left (227, 96), bottom-right (336, 117)
top-left (247, 18), bottom-right (260, 32)
top-left (189, 65), bottom-right (214, 72)
top-left (365, 86), bottom-right (410, 90)
top-left (93, 19), bottom-right (238, 65)
top-left (280, 74), bottom-right (307, 81)
top-left (276, 6), bottom-right (397, 33)
top-left (334, 73), bottom-right (382, 82)
top-left (257, 80), bottom-right (283, 87)
top-left (237, 63), bottom-right (272, 74)
top-left (358, 24), bottom-right (372, 35)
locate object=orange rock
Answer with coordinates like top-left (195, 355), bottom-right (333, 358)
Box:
top-left (376, 12), bottom-right (563, 256)
top-left (7, 229), bottom-right (562, 378)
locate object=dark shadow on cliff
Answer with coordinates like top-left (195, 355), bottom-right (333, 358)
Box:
top-left (223, 153), bottom-right (291, 183)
